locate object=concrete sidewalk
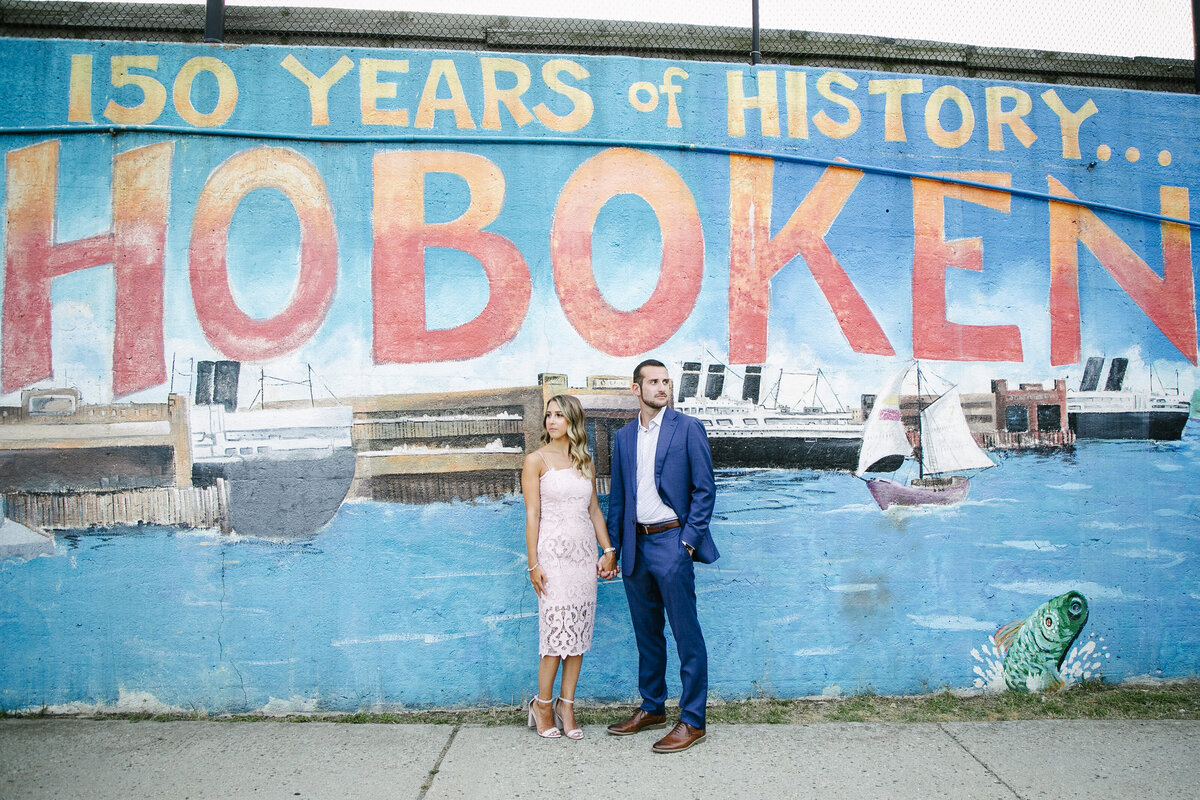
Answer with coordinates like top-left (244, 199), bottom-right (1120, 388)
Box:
top-left (2, 718), bottom-right (1197, 799)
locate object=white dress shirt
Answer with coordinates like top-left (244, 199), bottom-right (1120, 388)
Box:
top-left (636, 407), bottom-right (677, 524)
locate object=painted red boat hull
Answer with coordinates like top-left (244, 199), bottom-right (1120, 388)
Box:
top-left (867, 476), bottom-right (970, 510)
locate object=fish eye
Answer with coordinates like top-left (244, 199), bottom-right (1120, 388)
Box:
top-left (1070, 600), bottom-right (1083, 615)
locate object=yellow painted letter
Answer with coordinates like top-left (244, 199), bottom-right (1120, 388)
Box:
top-left (1041, 89), bottom-right (1099, 159)
top-left (415, 59), bottom-right (476, 129)
top-left (481, 57), bottom-right (535, 130)
top-left (281, 54), bottom-right (354, 126)
top-left (812, 71), bottom-right (860, 140)
top-left (726, 70), bottom-right (780, 137)
top-left (985, 86), bottom-right (1036, 151)
top-left (924, 85), bottom-right (974, 149)
top-left (360, 58), bottom-right (409, 126)
top-left (868, 78), bottom-right (922, 142)
top-left (534, 60), bottom-right (593, 132)
top-left (784, 71), bottom-right (808, 139)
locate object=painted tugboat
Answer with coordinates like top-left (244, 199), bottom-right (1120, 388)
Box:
top-left (855, 362), bottom-right (995, 510)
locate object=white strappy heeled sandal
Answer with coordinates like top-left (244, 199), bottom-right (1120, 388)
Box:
top-left (527, 696), bottom-right (561, 738)
top-left (554, 696), bottom-right (583, 740)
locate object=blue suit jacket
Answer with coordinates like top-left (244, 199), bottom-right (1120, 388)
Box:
top-left (606, 406), bottom-right (719, 573)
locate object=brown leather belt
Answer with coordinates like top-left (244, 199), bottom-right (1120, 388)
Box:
top-left (636, 519), bottom-right (681, 535)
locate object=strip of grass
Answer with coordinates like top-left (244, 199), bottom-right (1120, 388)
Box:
top-left (6, 680), bottom-right (1198, 725)
top-left (705, 681), bottom-right (1200, 724)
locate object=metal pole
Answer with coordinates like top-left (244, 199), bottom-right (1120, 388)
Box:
top-left (1194, 0), bottom-right (1200, 92)
top-left (751, 0), bottom-right (761, 65)
top-left (205, 0), bottom-right (225, 43)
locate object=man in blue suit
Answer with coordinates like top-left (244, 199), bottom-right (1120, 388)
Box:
top-left (605, 359), bottom-right (718, 753)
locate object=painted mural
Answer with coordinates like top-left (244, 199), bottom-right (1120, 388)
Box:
top-left (0, 37), bottom-right (1197, 713)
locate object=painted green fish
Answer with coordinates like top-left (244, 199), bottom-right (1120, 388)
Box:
top-left (994, 591), bottom-right (1089, 692)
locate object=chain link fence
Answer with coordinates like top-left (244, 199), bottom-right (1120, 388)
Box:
top-left (1, 0), bottom-right (1194, 92)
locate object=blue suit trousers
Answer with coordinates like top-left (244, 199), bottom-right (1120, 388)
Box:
top-left (623, 527), bottom-right (708, 729)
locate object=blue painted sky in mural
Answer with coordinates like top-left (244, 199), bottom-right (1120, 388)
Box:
top-left (0, 38), bottom-right (1196, 406)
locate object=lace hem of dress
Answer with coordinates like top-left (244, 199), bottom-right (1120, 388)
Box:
top-left (539, 602), bottom-right (594, 657)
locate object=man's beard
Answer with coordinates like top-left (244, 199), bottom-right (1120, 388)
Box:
top-left (641, 392), bottom-right (669, 409)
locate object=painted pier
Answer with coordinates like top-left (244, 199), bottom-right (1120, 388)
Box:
top-left (0, 388), bottom-right (230, 533)
top-left (4, 481), bottom-right (231, 534)
top-left (345, 385), bottom-right (545, 504)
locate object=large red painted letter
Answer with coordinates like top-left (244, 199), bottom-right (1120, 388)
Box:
top-left (189, 147), bottom-right (337, 361)
top-left (551, 148), bottom-right (702, 355)
top-left (3, 140), bottom-right (172, 396)
top-left (911, 173), bottom-right (1022, 361)
top-left (728, 155), bottom-right (892, 362)
top-left (373, 150), bottom-right (530, 362)
top-left (1048, 178), bottom-right (1196, 366)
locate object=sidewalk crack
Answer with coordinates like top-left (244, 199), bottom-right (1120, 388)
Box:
top-left (938, 722), bottom-right (1024, 799)
top-left (417, 723), bottom-right (460, 800)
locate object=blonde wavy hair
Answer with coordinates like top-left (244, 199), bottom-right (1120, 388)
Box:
top-left (540, 393), bottom-right (594, 478)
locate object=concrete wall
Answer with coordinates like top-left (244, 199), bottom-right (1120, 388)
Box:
top-left (0, 36), bottom-right (1197, 713)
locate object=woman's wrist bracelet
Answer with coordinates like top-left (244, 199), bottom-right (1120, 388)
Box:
top-left (601, 547), bottom-right (616, 554)
top-left (527, 562), bottom-right (539, 572)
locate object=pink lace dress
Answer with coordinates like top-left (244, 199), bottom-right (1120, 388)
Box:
top-left (536, 466), bottom-right (598, 658)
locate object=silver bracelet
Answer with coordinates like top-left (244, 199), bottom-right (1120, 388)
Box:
top-left (601, 547), bottom-right (616, 554)
top-left (527, 562), bottom-right (539, 572)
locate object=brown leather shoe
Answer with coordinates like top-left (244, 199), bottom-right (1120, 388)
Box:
top-left (606, 708), bottom-right (668, 736)
top-left (651, 722), bottom-right (706, 753)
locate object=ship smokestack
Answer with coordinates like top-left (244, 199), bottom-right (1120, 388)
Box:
top-left (678, 362), bottom-right (701, 401)
top-left (1105, 358), bottom-right (1128, 391)
top-left (196, 360), bottom-right (240, 411)
top-left (704, 364), bottom-right (724, 400)
top-left (742, 365), bottom-right (762, 404)
top-left (1079, 357), bottom-right (1104, 392)
top-left (213, 361), bottom-right (240, 411)
top-left (195, 361), bottom-right (215, 407)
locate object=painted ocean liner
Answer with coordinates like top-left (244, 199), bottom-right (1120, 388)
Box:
top-left (674, 363), bottom-right (863, 470)
top-left (1067, 357), bottom-right (1189, 441)
top-left (188, 360), bottom-right (355, 540)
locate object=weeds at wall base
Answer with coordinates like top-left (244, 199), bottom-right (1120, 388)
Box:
top-left (5, 680), bottom-right (1198, 725)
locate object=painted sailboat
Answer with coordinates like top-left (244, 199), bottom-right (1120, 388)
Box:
top-left (855, 362), bottom-right (995, 510)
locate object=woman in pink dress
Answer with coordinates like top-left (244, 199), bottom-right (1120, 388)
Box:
top-left (523, 394), bottom-right (619, 739)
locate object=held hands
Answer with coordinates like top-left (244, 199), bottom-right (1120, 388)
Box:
top-left (597, 551), bottom-right (619, 580)
top-left (532, 553), bottom-right (618, 590)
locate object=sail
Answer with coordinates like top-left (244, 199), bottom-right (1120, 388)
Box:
top-left (919, 388), bottom-right (995, 474)
top-left (855, 364), bottom-right (914, 475)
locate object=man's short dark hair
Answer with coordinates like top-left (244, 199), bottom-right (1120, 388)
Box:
top-left (633, 359), bottom-right (667, 385)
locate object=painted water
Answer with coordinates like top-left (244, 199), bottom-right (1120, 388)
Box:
top-left (2, 440), bottom-right (1197, 714)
